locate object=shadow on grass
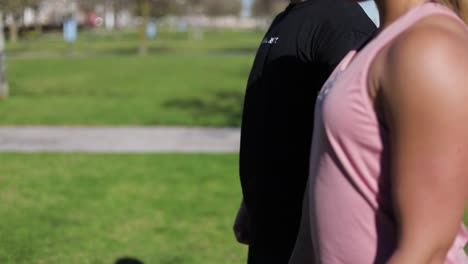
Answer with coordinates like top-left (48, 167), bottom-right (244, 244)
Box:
top-left (163, 90), bottom-right (244, 127)
top-left (114, 256), bottom-right (187, 264)
top-left (115, 257), bottom-right (144, 264)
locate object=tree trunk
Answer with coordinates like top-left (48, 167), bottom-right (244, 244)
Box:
top-left (9, 14), bottom-right (18, 43)
top-left (138, 0), bottom-right (150, 56)
top-left (0, 11), bottom-right (9, 99)
top-left (34, 8), bottom-right (42, 37)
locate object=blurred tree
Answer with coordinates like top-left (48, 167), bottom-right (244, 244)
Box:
top-left (30, 0), bottom-right (42, 36)
top-left (113, 0), bottom-right (134, 18)
top-left (253, 0), bottom-right (287, 16)
top-left (0, 10), bottom-right (8, 98)
top-left (78, 0), bottom-right (100, 14)
top-left (203, 0), bottom-right (242, 16)
top-left (78, 0), bottom-right (245, 55)
top-left (176, 0), bottom-right (241, 16)
top-left (148, 0), bottom-right (181, 17)
top-left (0, 0), bottom-right (40, 42)
top-left (137, 0), bottom-right (183, 55)
top-left (138, 0), bottom-right (150, 55)
top-left (137, 0), bottom-right (242, 18)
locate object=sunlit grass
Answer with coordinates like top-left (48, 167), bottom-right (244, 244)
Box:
top-left (5, 30), bottom-right (263, 57)
top-left (0, 30), bottom-right (263, 126)
top-left (0, 153), bottom-right (246, 264)
top-left (0, 54), bottom-right (251, 126)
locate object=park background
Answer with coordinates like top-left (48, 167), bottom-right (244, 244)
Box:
top-left (0, 1), bottom-right (453, 264)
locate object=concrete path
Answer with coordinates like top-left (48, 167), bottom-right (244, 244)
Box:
top-left (0, 127), bottom-right (240, 153)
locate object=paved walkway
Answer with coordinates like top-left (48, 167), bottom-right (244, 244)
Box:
top-left (0, 127), bottom-right (240, 153)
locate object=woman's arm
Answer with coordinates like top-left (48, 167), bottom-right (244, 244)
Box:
top-left (289, 181), bottom-right (316, 264)
top-left (380, 17), bottom-right (468, 264)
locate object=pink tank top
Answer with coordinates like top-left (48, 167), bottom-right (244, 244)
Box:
top-left (308, 3), bottom-right (468, 263)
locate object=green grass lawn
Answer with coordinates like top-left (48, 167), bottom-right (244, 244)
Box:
top-left (1, 153), bottom-right (468, 263)
top-left (0, 30), bottom-right (262, 126)
top-left (0, 54), bottom-right (251, 126)
top-left (0, 154), bottom-right (246, 264)
top-left (6, 30), bottom-right (263, 57)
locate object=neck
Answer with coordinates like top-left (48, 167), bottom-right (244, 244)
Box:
top-left (376, 0), bottom-right (428, 28)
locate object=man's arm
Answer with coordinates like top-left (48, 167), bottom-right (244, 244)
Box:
top-left (233, 199), bottom-right (250, 245)
top-left (381, 18), bottom-right (468, 263)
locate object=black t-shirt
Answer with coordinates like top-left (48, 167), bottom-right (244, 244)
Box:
top-left (239, 0), bottom-right (376, 258)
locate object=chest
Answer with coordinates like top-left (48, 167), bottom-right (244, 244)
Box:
top-left (254, 20), bottom-right (313, 67)
top-left (316, 51), bottom-right (378, 140)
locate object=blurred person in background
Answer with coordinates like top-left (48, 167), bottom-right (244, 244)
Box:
top-left (290, 0), bottom-right (468, 263)
top-left (234, 0), bottom-right (377, 263)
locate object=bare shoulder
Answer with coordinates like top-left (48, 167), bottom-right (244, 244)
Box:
top-left (385, 14), bottom-right (468, 83)
top-left (380, 14), bottom-right (468, 118)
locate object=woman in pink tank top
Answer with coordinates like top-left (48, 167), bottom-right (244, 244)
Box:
top-left (290, 1), bottom-right (468, 263)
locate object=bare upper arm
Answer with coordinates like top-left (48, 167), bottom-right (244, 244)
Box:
top-left (379, 16), bottom-right (468, 261)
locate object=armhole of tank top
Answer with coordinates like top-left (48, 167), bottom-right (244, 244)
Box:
top-left (358, 42), bottom-right (386, 129)
top-left (358, 6), bottom-right (466, 132)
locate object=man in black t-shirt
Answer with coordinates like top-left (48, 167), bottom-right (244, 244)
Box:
top-left (234, 0), bottom-right (377, 263)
